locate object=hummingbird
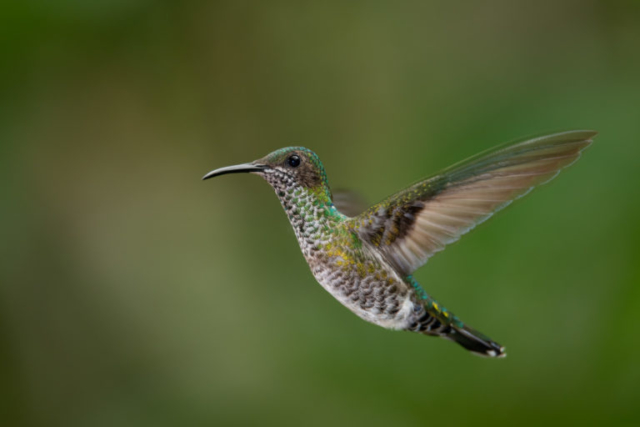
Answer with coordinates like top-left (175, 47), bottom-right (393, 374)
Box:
top-left (203, 130), bottom-right (596, 357)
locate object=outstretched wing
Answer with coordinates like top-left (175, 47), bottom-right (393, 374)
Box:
top-left (348, 130), bottom-right (596, 275)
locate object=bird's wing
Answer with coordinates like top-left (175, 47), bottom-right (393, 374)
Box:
top-left (332, 189), bottom-right (369, 217)
top-left (347, 130), bottom-right (596, 275)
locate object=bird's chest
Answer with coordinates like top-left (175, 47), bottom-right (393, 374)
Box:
top-left (277, 191), bottom-right (415, 329)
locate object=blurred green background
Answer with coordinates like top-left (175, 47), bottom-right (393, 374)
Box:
top-left (1, 1), bottom-right (639, 426)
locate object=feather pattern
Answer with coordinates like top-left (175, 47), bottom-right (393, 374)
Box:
top-left (349, 130), bottom-right (596, 275)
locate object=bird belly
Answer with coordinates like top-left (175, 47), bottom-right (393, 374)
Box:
top-left (308, 261), bottom-right (415, 330)
top-left (289, 211), bottom-right (416, 330)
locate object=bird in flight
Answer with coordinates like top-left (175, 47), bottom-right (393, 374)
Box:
top-left (203, 130), bottom-right (596, 357)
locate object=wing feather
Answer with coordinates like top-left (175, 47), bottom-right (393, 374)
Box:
top-left (349, 130), bottom-right (596, 274)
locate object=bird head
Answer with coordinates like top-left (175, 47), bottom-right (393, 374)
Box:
top-left (203, 147), bottom-right (333, 203)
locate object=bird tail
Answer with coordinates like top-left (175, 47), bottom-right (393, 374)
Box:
top-left (406, 277), bottom-right (505, 357)
top-left (443, 323), bottom-right (506, 358)
top-left (417, 295), bottom-right (506, 357)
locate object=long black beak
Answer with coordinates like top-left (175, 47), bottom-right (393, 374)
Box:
top-left (202, 163), bottom-right (269, 180)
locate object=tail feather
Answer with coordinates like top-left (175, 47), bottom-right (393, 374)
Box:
top-left (444, 324), bottom-right (506, 358)
top-left (406, 277), bottom-right (506, 357)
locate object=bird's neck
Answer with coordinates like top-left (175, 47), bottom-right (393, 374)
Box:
top-left (269, 180), bottom-right (345, 241)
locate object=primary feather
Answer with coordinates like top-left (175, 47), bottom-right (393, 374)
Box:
top-left (349, 130), bottom-right (596, 275)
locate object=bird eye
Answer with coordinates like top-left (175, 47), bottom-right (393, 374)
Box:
top-left (287, 155), bottom-right (301, 168)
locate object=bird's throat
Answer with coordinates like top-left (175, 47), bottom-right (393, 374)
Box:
top-left (277, 185), bottom-right (344, 238)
